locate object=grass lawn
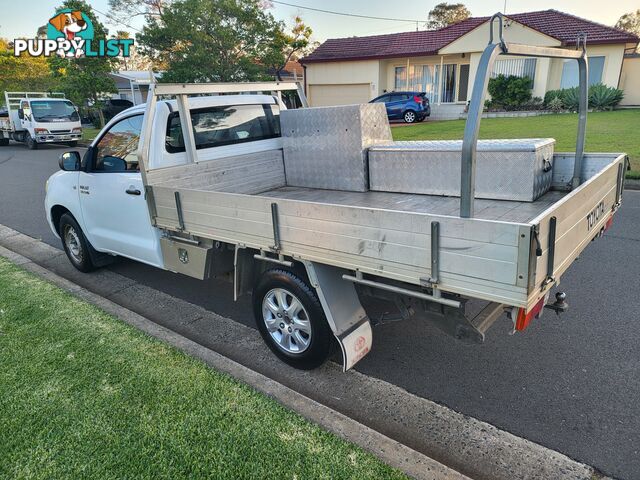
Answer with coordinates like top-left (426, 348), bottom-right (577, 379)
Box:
top-left (0, 257), bottom-right (406, 480)
top-left (81, 127), bottom-right (100, 142)
top-left (392, 109), bottom-right (640, 178)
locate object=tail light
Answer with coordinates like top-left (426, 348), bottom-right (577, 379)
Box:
top-left (604, 215), bottom-right (614, 232)
top-left (413, 95), bottom-right (422, 104)
top-left (514, 295), bottom-right (546, 331)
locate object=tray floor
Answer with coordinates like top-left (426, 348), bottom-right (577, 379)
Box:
top-left (256, 186), bottom-right (567, 224)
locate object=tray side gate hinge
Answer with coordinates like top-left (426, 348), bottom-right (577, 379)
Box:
top-left (542, 216), bottom-right (557, 288)
top-left (174, 191), bottom-right (185, 231)
top-left (270, 202), bottom-right (281, 251)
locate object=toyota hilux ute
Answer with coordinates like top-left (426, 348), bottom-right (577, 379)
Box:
top-left (45, 18), bottom-right (628, 371)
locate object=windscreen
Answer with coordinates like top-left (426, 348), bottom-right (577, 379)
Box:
top-left (30, 100), bottom-right (79, 122)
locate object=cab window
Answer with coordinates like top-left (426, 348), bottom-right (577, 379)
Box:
top-left (165, 103), bottom-right (280, 153)
top-left (93, 115), bottom-right (143, 172)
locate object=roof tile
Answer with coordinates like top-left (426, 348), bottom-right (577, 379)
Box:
top-left (302, 9), bottom-right (639, 63)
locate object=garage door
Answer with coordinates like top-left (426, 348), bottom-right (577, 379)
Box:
top-left (308, 83), bottom-right (371, 107)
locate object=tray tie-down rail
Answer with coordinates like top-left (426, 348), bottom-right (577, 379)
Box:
top-left (460, 12), bottom-right (588, 218)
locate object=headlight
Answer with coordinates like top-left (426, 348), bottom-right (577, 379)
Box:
top-left (72, 128), bottom-right (82, 134)
top-left (34, 128), bottom-right (49, 134)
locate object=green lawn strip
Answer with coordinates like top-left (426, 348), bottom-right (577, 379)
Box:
top-left (392, 109), bottom-right (640, 176)
top-left (81, 127), bottom-right (100, 142)
top-left (0, 257), bottom-right (407, 480)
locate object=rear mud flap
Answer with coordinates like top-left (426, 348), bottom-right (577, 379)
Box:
top-left (303, 261), bottom-right (372, 371)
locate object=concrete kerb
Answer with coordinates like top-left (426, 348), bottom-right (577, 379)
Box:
top-left (0, 224), bottom-right (607, 480)
top-left (0, 241), bottom-right (468, 480)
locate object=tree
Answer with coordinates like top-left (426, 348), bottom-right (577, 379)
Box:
top-left (270, 16), bottom-right (312, 81)
top-left (108, 0), bottom-right (168, 21)
top-left (427, 3), bottom-right (471, 30)
top-left (616, 10), bottom-right (640, 50)
top-left (48, 0), bottom-right (117, 126)
top-left (137, 0), bottom-right (288, 83)
top-left (0, 39), bottom-right (57, 104)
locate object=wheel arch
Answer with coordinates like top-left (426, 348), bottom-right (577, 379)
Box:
top-left (50, 204), bottom-right (73, 235)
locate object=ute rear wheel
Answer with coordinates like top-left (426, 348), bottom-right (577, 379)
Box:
top-left (253, 269), bottom-right (333, 370)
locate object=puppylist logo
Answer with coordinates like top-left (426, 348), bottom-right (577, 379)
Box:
top-left (14, 9), bottom-right (133, 58)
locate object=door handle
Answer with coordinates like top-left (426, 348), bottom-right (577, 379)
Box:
top-left (126, 187), bottom-right (141, 196)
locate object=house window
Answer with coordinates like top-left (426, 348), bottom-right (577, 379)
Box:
top-left (441, 64), bottom-right (457, 103)
top-left (560, 56), bottom-right (605, 88)
top-left (394, 67), bottom-right (407, 90)
top-left (492, 58), bottom-right (537, 81)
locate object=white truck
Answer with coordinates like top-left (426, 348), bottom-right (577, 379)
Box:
top-left (44, 24), bottom-right (628, 371)
top-left (0, 92), bottom-right (82, 149)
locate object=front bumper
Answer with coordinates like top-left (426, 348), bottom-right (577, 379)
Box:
top-left (36, 133), bottom-right (82, 143)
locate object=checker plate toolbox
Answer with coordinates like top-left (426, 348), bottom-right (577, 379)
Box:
top-left (280, 103), bottom-right (392, 192)
top-left (369, 139), bottom-right (555, 202)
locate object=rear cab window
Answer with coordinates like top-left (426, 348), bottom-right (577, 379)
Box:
top-left (165, 103), bottom-right (280, 153)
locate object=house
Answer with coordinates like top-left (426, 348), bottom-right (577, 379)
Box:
top-left (269, 60), bottom-right (305, 83)
top-left (301, 10), bottom-right (640, 118)
top-left (108, 71), bottom-right (162, 105)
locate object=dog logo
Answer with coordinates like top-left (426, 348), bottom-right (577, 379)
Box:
top-left (354, 336), bottom-right (366, 352)
top-left (13, 9), bottom-right (132, 59)
top-left (47, 9), bottom-right (92, 57)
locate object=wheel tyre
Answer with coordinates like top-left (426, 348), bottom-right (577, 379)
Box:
top-left (59, 213), bottom-right (96, 273)
top-left (67, 141), bottom-right (78, 147)
top-left (253, 269), bottom-right (333, 370)
top-left (26, 133), bottom-right (38, 150)
top-left (0, 138), bottom-right (9, 146)
top-left (403, 110), bottom-right (416, 123)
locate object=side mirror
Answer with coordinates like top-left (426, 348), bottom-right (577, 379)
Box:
top-left (59, 151), bottom-right (81, 171)
top-left (18, 109), bottom-right (24, 120)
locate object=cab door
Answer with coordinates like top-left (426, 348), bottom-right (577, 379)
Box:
top-left (78, 114), bottom-right (163, 267)
top-left (19, 100), bottom-right (33, 131)
top-left (385, 94), bottom-right (407, 119)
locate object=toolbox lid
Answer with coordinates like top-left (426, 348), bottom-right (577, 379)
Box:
top-left (369, 138), bottom-right (556, 152)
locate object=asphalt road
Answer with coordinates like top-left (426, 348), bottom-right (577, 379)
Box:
top-left (2, 142), bottom-right (639, 479)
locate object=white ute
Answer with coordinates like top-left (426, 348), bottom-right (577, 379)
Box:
top-left (0, 91), bottom-right (82, 149)
top-left (45, 22), bottom-right (628, 370)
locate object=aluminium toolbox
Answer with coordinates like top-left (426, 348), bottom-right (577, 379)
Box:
top-left (368, 139), bottom-right (556, 202)
top-left (280, 103), bottom-right (392, 192)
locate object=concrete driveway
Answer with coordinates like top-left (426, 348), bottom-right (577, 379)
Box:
top-left (1, 142), bottom-right (639, 479)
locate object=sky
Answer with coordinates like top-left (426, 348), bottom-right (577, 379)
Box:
top-left (0, 0), bottom-right (637, 43)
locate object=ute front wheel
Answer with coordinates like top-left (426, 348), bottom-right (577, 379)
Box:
top-left (59, 213), bottom-right (96, 273)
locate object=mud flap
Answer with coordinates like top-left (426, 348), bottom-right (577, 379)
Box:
top-left (302, 261), bottom-right (372, 371)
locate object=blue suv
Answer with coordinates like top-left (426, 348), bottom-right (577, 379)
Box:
top-left (370, 91), bottom-right (430, 123)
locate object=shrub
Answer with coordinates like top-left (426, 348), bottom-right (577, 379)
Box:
top-left (522, 96), bottom-right (544, 111)
top-left (589, 83), bottom-right (624, 110)
top-left (561, 87), bottom-right (581, 111)
top-left (547, 96), bottom-right (564, 113)
top-left (544, 84), bottom-right (624, 112)
top-left (544, 89), bottom-right (563, 106)
top-left (487, 74), bottom-right (533, 110)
